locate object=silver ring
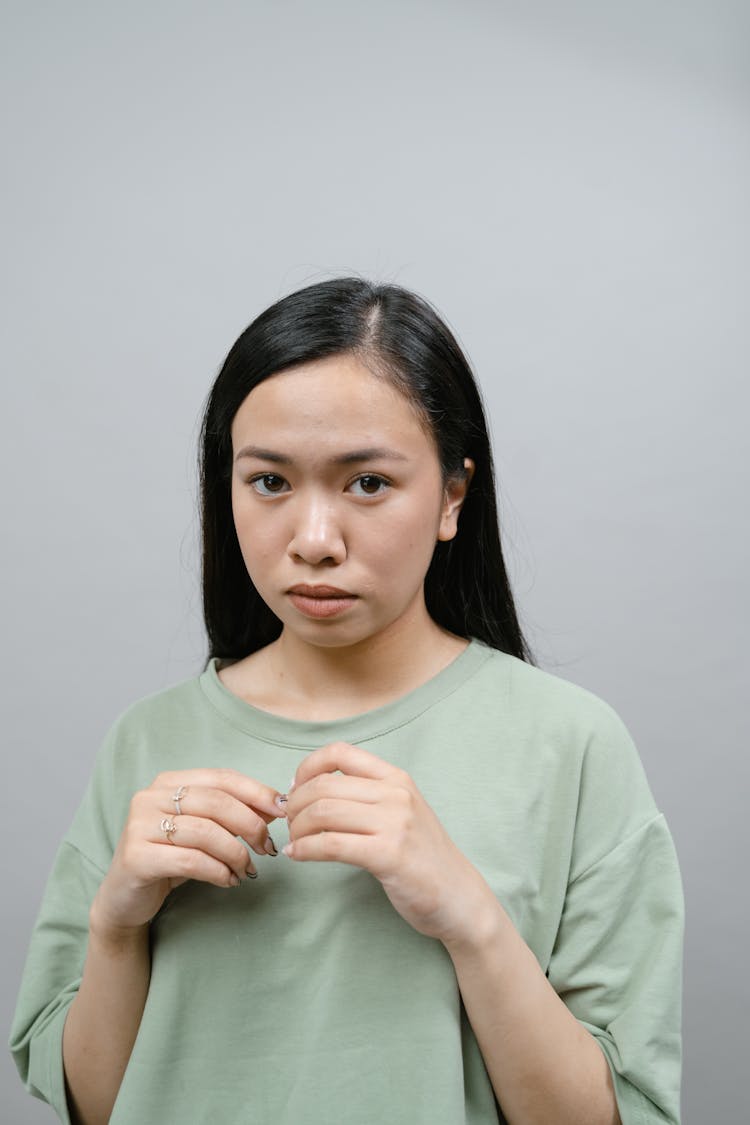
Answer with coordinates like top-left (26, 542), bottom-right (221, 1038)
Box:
top-left (172, 785), bottom-right (188, 816)
top-left (160, 817), bottom-right (177, 843)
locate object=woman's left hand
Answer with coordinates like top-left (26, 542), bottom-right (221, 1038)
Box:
top-left (283, 741), bottom-right (494, 947)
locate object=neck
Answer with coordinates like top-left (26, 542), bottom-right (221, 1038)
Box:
top-left (268, 603), bottom-right (467, 712)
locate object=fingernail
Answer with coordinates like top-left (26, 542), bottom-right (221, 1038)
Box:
top-left (246, 868), bottom-right (258, 879)
top-left (275, 794), bottom-right (288, 810)
top-left (264, 834), bottom-right (278, 856)
top-left (282, 843), bottom-right (294, 857)
top-left (288, 778), bottom-right (297, 793)
top-left (229, 874), bottom-right (241, 887)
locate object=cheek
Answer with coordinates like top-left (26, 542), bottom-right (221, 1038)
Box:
top-left (361, 507), bottom-right (440, 579)
top-left (237, 531), bottom-right (279, 572)
top-left (232, 500), bottom-right (279, 564)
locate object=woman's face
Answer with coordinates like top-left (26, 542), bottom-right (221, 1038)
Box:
top-left (229, 354), bottom-right (473, 651)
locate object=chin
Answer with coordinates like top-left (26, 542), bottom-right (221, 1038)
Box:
top-left (292, 626), bottom-right (372, 649)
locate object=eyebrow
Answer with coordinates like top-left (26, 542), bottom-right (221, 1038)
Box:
top-left (234, 445), bottom-right (410, 465)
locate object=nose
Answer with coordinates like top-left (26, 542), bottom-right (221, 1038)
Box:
top-left (286, 493), bottom-right (347, 566)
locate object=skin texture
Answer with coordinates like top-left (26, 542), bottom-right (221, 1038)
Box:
top-left (61, 354), bottom-right (619, 1124)
top-left (222, 353), bottom-right (475, 718)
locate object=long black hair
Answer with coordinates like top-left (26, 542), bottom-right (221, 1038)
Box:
top-left (199, 276), bottom-right (536, 666)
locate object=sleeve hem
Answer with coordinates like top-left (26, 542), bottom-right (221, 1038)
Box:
top-left (50, 1005), bottom-right (73, 1125)
top-left (581, 1020), bottom-right (679, 1125)
top-left (590, 1030), bottom-right (648, 1125)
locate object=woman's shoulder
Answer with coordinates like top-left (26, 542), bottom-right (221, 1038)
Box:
top-left (66, 666), bottom-right (218, 856)
top-left (472, 641), bottom-right (634, 737)
top-left (104, 664), bottom-right (212, 737)
top-left (471, 645), bottom-right (664, 870)
top-left (470, 643), bottom-right (654, 797)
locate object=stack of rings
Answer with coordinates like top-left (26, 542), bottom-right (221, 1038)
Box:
top-left (160, 785), bottom-right (189, 843)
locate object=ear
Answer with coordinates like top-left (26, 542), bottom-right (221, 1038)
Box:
top-left (437, 458), bottom-right (475, 542)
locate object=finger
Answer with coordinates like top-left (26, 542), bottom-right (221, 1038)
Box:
top-left (161, 785), bottom-right (277, 857)
top-left (283, 831), bottom-right (375, 868)
top-left (153, 844), bottom-right (247, 889)
top-left (151, 814), bottom-right (258, 881)
top-left (152, 768), bottom-right (286, 821)
top-left (284, 773), bottom-right (383, 821)
top-left (290, 742), bottom-right (397, 791)
top-left (289, 799), bottom-right (382, 843)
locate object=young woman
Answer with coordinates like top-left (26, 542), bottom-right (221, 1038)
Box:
top-left (10, 277), bottom-right (684, 1125)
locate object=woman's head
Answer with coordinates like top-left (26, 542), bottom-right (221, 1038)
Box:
top-left (200, 276), bottom-right (535, 664)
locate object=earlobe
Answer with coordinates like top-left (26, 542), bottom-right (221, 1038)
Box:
top-left (437, 458), bottom-right (475, 542)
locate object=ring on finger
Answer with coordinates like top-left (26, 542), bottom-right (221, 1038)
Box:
top-left (172, 784), bottom-right (188, 816)
top-left (160, 817), bottom-right (177, 843)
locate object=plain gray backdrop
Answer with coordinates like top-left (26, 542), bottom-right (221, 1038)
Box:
top-left (2, 1), bottom-right (748, 1121)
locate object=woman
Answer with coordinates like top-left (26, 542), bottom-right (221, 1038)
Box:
top-left (10, 277), bottom-right (684, 1124)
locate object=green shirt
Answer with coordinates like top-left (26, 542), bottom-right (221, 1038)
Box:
top-left (9, 640), bottom-right (684, 1123)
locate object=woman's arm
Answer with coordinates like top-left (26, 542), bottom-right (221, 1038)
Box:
top-left (62, 918), bottom-right (151, 1125)
top-left (283, 742), bottom-right (641, 1125)
top-left (443, 894), bottom-right (620, 1125)
top-left (61, 767), bottom-right (285, 1124)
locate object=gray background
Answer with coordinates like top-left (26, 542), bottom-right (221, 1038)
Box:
top-left (2, 1), bottom-right (747, 1121)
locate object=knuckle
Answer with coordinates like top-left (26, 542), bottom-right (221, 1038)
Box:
top-left (201, 788), bottom-right (222, 815)
top-left (247, 819), bottom-right (265, 844)
top-left (324, 833), bottom-right (344, 859)
top-left (203, 820), bottom-right (224, 848)
top-left (244, 808), bottom-right (264, 831)
top-left (128, 790), bottom-right (151, 817)
top-left (174, 849), bottom-right (194, 877)
top-left (392, 785), bottom-right (412, 809)
top-left (323, 741), bottom-right (346, 755)
top-left (311, 798), bottom-right (333, 822)
top-left (241, 813), bottom-right (261, 841)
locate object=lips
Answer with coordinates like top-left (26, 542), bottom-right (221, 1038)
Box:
top-left (287, 584), bottom-right (356, 598)
top-left (286, 584), bottom-right (358, 619)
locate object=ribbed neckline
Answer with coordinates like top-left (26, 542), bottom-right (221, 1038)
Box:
top-left (198, 637), bottom-right (499, 749)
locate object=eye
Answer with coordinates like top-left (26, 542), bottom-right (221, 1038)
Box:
top-left (248, 473), bottom-right (289, 496)
top-left (349, 474), bottom-right (390, 497)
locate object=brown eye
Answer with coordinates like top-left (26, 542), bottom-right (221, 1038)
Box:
top-left (351, 474), bottom-right (389, 496)
top-left (250, 474), bottom-right (288, 495)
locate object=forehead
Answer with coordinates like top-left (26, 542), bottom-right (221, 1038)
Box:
top-left (231, 354), bottom-right (434, 452)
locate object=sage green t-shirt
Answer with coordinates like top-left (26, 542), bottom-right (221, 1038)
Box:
top-left (10, 640), bottom-right (684, 1123)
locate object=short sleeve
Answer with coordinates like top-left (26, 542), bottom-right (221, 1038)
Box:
top-left (8, 840), bottom-right (106, 1123)
top-left (8, 717), bottom-right (123, 1122)
top-left (546, 699), bottom-right (685, 1125)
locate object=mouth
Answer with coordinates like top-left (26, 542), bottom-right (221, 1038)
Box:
top-left (286, 584), bottom-right (358, 619)
top-left (287, 584), bottom-right (356, 598)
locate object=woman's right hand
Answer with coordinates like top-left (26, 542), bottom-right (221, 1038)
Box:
top-left (89, 769), bottom-right (287, 938)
